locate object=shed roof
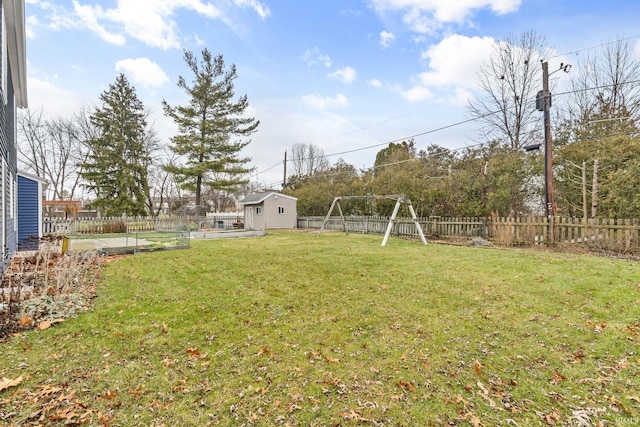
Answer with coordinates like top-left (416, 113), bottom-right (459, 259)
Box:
top-left (18, 170), bottom-right (47, 184)
top-left (239, 191), bottom-right (297, 205)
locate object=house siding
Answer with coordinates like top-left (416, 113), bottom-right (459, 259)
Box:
top-left (0, 0), bottom-right (27, 274)
top-left (1, 57), bottom-right (17, 271)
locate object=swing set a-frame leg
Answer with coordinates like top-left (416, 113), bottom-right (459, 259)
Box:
top-left (381, 198), bottom-right (402, 246)
top-left (318, 197), bottom-right (348, 237)
top-left (317, 197), bottom-right (338, 237)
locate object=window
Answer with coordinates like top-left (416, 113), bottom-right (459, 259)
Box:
top-left (278, 206), bottom-right (285, 214)
top-left (256, 206), bottom-right (262, 215)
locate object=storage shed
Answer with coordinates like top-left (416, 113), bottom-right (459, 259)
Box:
top-left (17, 171), bottom-right (46, 250)
top-left (239, 192), bottom-right (297, 231)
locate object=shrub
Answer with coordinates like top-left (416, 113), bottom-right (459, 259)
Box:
top-left (102, 221), bottom-right (126, 233)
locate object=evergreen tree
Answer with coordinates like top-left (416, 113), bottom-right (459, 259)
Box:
top-left (163, 49), bottom-right (259, 211)
top-left (79, 74), bottom-right (151, 217)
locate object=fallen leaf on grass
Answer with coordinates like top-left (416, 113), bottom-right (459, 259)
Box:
top-left (257, 346), bottom-right (274, 357)
top-left (187, 348), bottom-right (202, 358)
top-left (474, 360), bottom-right (483, 375)
top-left (551, 370), bottom-right (566, 384)
top-left (462, 412), bottom-right (484, 427)
top-left (587, 320), bottom-right (606, 333)
top-left (542, 408), bottom-right (561, 425)
top-left (340, 409), bottom-right (369, 422)
top-left (99, 389), bottom-right (118, 400)
top-left (0, 375), bottom-right (23, 392)
top-left (398, 380), bottom-right (416, 391)
top-left (38, 319), bottom-right (65, 330)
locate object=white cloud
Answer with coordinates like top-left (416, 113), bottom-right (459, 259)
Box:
top-left (379, 30), bottom-right (395, 48)
top-left (368, 79), bottom-right (383, 88)
top-left (115, 58), bottom-right (170, 89)
top-left (328, 66), bottom-right (357, 84)
top-left (400, 84), bottom-right (433, 102)
top-left (233, 0), bottom-right (270, 19)
top-left (27, 76), bottom-right (89, 116)
top-left (370, 0), bottom-right (521, 33)
top-left (72, 1), bottom-right (126, 46)
top-left (25, 15), bottom-right (38, 38)
top-left (302, 48), bottom-right (332, 68)
top-left (449, 87), bottom-right (474, 107)
top-left (301, 93), bottom-right (349, 110)
top-left (418, 34), bottom-right (495, 88)
top-left (395, 34), bottom-right (494, 104)
top-left (35, 0), bottom-right (268, 50)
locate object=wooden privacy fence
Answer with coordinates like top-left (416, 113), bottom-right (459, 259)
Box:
top-left (298, 215), bottom-right (640, 254)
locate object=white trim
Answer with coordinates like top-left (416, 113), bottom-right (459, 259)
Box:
top-left (1, 8), bottom-right (7, 107)
top-left (3, 0), bottom-right (27, 108)
top-left (239, 192), bottom-right (297, 206)
top-left (18, 170), bottom-right (47, 183)
top-left (1, 159), bottom-right (6, 259)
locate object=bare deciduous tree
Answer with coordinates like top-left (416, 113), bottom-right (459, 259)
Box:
top-left (468, 31), bottom-right (551, 149)
top-left (560, 37), bottom-right (640, 141)
top-left (18, 108), bottom-right (90, 200)
top-left (290, 143), bottom-right (330, 177)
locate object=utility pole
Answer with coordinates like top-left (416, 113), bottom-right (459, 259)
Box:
top-left (591, 159), bottom-right (599, 218)
top-left (283, 150), bottom-right (287, 189)
top-left (582, 160), bottom-right (587, 222)
top-left (541, 61), bottom-right (555, 241)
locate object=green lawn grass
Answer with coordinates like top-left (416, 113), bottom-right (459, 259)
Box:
top-left (1, 231), bottom-right (639, 426)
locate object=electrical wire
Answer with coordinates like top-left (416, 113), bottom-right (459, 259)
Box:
top-left (550, 34), bottom-right (640, 60)
top-left (250, 40), bottom-right (640, 184)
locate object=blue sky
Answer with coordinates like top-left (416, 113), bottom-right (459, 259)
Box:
top-left (24, 0), bottom-right (640, 188)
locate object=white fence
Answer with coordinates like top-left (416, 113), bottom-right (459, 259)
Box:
top-left (43, 214), bottom-right (244, 235)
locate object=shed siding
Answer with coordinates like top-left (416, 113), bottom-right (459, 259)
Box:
top-left (246, 205), bottom-right (266, 231)
top-left (17, 175), bottom-right (40, 249)
top-left (241, 192), bottom-right (297, 231)
top-left (263, 196), bottom-right (297, 229)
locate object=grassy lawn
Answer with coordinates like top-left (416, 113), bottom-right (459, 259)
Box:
top-left (1, 231), bottom-right (639, 426)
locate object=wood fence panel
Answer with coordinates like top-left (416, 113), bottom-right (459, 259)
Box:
top-left (300, 214), bottom-right (639, 253)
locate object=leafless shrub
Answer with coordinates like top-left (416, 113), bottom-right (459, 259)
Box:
top-left (103, 221), bottom-right (127, 233)
top-left (0, 243), bottom-right (104, 339)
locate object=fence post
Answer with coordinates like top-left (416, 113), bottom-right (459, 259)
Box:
top-left (429, 216), bottom-right (439, 238)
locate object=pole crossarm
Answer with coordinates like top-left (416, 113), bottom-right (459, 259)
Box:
top-left (317, 194), bottom-right (427, 246)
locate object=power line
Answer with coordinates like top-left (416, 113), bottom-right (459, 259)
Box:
top-left (250, 38), bottom-right (640, 183)
top-left (551, 34), bottom-right (640, 60)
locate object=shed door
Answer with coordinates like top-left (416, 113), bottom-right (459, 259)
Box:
top-left (245, 207), bottom-right (254, 229)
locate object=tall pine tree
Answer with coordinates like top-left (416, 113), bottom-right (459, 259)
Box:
top-left (79, 74), bottom-right (151, 217)
top-left (162, 48), bottom-right (259, 211)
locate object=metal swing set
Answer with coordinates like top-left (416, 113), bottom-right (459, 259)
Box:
top-left (316, 194), bottom-right (427, 247)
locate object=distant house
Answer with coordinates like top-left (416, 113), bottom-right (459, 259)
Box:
top-left (0, 0), bottom-right (28, 273)
top-left (239, 192), bottom-right (297, 231)
top-left (17, 172), bottom-right (46, 250)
